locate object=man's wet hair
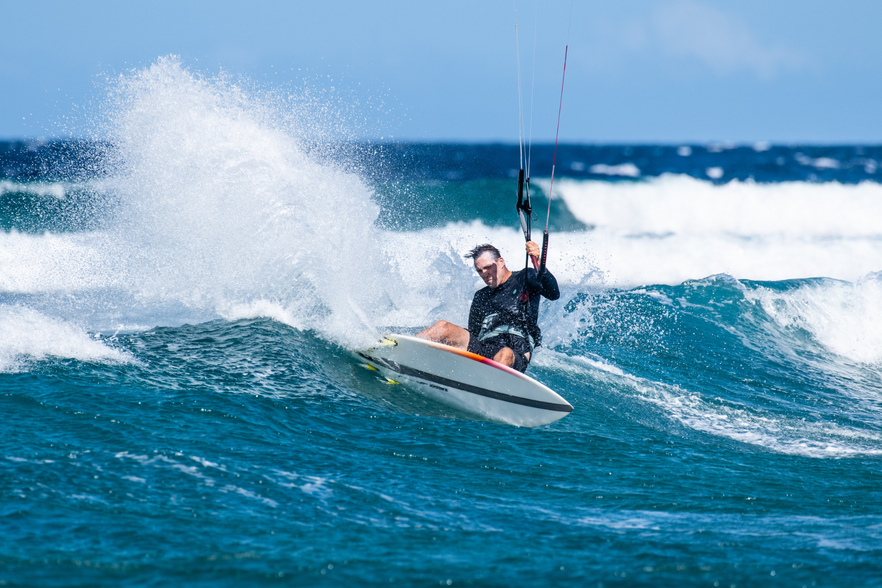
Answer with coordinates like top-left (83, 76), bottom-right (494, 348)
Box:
top-left (465, 244), bottom-right (502, 261)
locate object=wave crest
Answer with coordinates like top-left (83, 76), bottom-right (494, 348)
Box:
top-left (0, 305), bottom-right (132, 372)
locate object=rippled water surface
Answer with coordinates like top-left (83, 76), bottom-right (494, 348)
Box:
top-left (2, 58), bottom-right (881, 586)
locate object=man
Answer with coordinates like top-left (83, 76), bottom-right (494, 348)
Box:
top-left (417, 241), bottom-right (560, 373)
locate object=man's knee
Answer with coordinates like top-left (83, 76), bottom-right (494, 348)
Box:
top-left (430, 320), bottom-right (455, 336)
top-left (419, 320), bottom-right (467, 348)
top-left (493, 347), bottom-right (515, 367)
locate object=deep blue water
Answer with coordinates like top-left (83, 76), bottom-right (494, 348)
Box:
top-left (2, 59), bottom-right (882, 586)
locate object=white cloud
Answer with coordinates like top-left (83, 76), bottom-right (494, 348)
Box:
top-left (652, 0), bottom-right (807, 78)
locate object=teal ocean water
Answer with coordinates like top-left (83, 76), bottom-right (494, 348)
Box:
top-left (2, 58), bottom-right (882, 586)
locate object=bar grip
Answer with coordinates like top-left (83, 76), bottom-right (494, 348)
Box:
top-left (539, 230), bottom-right (549, 274)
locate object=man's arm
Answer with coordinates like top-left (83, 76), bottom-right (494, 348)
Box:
top-left (524, 240), bottom-right (560, 300)
top-left (527, 268), bottom-right (560, 300)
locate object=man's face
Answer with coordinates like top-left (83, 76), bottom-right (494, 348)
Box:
top-left (474, 252), bottom-right (505, 288)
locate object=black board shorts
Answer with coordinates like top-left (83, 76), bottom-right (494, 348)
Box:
top-left (467, 333), bottom-right (532, 373)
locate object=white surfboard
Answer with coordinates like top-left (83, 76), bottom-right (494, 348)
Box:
top-left (357, 334), bottom-right (573, 427)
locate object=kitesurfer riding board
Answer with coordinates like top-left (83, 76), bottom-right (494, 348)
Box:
top-left (356, 240), bottom-right (568, 427)
top-left (355, 30), bottom-right (573, 427)
top-left (416, 240), bottom-right (559, 374)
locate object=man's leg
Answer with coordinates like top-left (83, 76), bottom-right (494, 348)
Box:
top-left (492, 347), bottom-right (531, 371)
top-left (417, 320), bottom-right (470, 349)
top-left (492, 347), bottom-right (516, 367)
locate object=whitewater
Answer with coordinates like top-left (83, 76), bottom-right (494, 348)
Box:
top-left (2, 57), bottom-right (881, 586)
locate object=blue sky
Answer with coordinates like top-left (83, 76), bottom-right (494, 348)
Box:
top-left (3, 0), bottom-right (881, 143)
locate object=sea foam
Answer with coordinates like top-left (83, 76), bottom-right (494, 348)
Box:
top-left (91, 56), bottom-right (404, 347)
top-left (537, 175), bottom-right (882, 286)
top-left (536, 348), bottom-right (882, 459)
top-left (555, 175), bottom-right (882, 237)
top-left (0, 305), bottom-right (131, 372)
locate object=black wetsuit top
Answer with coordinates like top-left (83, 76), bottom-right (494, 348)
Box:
top-left (467, 268), bottom-right (560, 368)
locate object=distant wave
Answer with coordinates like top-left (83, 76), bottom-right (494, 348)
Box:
top-left (0, 180), bottom-right (67, 198)
top-left (587, 163), bottom-right (641, 177)
top-left (555, 174), bottom-right (882, 237)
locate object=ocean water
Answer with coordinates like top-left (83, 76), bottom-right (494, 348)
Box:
top-left (2, 57), bottom-right (882, 586)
